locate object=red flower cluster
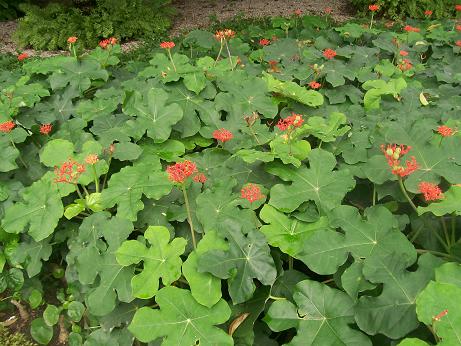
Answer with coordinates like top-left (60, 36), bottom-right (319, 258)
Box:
top-left (323, 48), bottom-right (337, 59)
top-left (418, 182), bottom-right (443, 201)
top-left (0, 120), bottom-right (15, 133)
top-left (399, 58), bottom-right (413, 71)
top-left (424, 10), bottom-right (433, 16)
top-left (99, 37), bottom-right (117, 49)
top-left (276, 113), bottom-right (304, 131)
top-left (403, 25), bottom-right (420, 32)
top-left (67, 36), bottom-right (78, 44)
top-left (259, 38), bottom-right (271, 46)
top-left (85, 154), bottom-right (99, 165)
top-left (54, 158), bottom-right (85, 184)
top-left (166, 160), bottom-right (197, 183)
top-left (324, 7), bottom-right (332, 14)
top-left (308, 81), bottom-right (321, 89)
top-left (40, 123), bottom-right (52, 135)
top-left (456, 4), bottom-right (461, 11)
top-left (160, 41), bottom-right (175, 49)
top-left (381, 144), bottom-right (419, 177)
top-left (437, 125), bottom-right (454, 137)
top-left (193, 173), bottom-right (207, 183)
top-left (456, 40), bottom-right (461, 47)
top-left (215, 29), bottom-right (235, 40)
top-left (241, 183), bottom-right (265, 203)
top-left (456, 25), bottom-right (461, 32)
top-left (212, 128), bottom-right (234, 143)
top-left (369, 4), bottom-right (379, 12)
top-left (294, 9), bottom-right (303, 16)
top-left (17, 52), bottom-right (29, 61)
top-left (399, 50), bottom-right (408, 56)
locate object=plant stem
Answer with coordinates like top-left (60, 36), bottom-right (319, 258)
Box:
top-left (182, 184), bottom-right (196, 249)
top-left (91, 165), bottom-right (100, 193)
top-left (416, 249), bottom-right (457, 261)
top-left (409, 225), bottom-right (424, 243)
top-left (224, 40), bottom-right (234, 70)
top-left (74, 184), bottom-right (84, 200)
top-left (268, 295), bottom-right (286, 301)
top-left (372, 184), bottom-right (376, 206)
top-left (10, 140), bottom-right (28, 168)
top-left (102, 155), bottom-right (112, 190)
top-left (431, 230), bottom-right (450, 254)
top-left (288, 256), bottom-right (293, 270)
top-left (451, 214), bottom-right (457, 245)
top-left (215, 39), bottom-right (224, 65)
top-left (440, 217), bottom-right (451, 249)
top-left (248, 125), bottom-right (261, 145)
top-left (370, 13), bottom-right (374, 29)
top-left (167, 49), bottom-right (177, 72)
top-left (81, 185), bottom-right (90, 197)
top-left (398, 178), bottom-right (418, 213)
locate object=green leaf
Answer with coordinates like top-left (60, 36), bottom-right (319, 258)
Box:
top-left (43, 304), bottom-right (60, 326)
top-left (418, 186), bottom-right (461, 216)
top-left (268, 149), bottom-right (355, 212)
top-left (269, 137), bottom-right (311, 167)
top-left (182, 231), bottom-right (228, 307)
top-left (300, 112), bottom-right (350, 142)
top-left (112, 142), bottom-right (143, 161)
top-left (198, 223), bottom-right (276, 304)
top-left (415, 262), bottom-right (461, 345)
top-left (116, 226), bottom-right (186, 299)
top-left (31, 318), bottom-right (53, 345)
top-left (101, 164), bottom-right (172, 221)
top-left (259, 204), bottom-right (329, 257)
top-left (298, 205), bottom-right (414, 275)
top-left (123, 88), bottom-right (183, 142)
top-left (28, 289), bottom-right (43, 309)
top-left (264, 279), bottom-right (371, 345)
top-left (1, 178), bottom-right (63, 241)
top-left (363, 77), bottom-right (407, 110)
top-left (67, 301), bottom-right (85, 322)
top-left (183, 72), bottom-right (207, 94)
top-left (12, 236), bottom-right (52, 277)
top-left (128, 286), bottom-right (233, 345)
top-left (263, 72), bottom-right (323, 107)
top-left (398, 339), bottom-right (430, 346)
top-left (355, 253), bottom-right (443, 339)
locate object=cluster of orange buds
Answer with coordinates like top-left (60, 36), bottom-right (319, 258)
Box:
top-left (214, 29), bottom-right (236, 40)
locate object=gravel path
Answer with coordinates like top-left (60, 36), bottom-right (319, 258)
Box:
top-left (0, 0), bottom-right (354, 57)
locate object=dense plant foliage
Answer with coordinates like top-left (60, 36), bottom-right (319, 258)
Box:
top-left (13, 0), bottom-right (174, 50)
top-left (1, 11), bottom-right (461, 345)
top-left (351, 0), bottom-right (459, 19)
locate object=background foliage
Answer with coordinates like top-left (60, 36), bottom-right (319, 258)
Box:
top-left (1, 10), bottom-right (461, 346)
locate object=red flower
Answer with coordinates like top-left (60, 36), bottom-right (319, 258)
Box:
top-left (40, 123), bottom-right (52, 135)
top-left (193, 173), bottom-right (207, 183)
top-left (17, 52), bottom-right (29, 61)
top-left (456, 25), bottom-right (461, 31)
top-left (259, 38), bottom-right (271, 46)
top-left (308, 81), bottom-right (321, 89)
top-left (212, 128), bottom-right (234, 143)
top-left (224, 29), bottom-right (236, 39)
top-left (456, 40), bottom-right (461, 47)
top-left (399, 58), bottom-right (413, 71)
top-left (424, 10), bottom-right (433, 16)
top-left (369, 4), bottom-right (379, 12)
top-left (54, 158), bottom-right (85, 184)
top-left (381, 144), bottom-right (419, 177)
top-left (99, 37), bottom-right (117, 49)
top-left (0, 120), bottom-right (15, 133)
top-left (418, 182), bottom-right (443, 201)
top-left (324, 7), bottom-right (333, 14)
top-left (85, 154), bottom-right (99, 165)
top-left (456, 5), bottom-right (461, 11)
top-left (433, 309), bottom-right (448, 321)
top-left (166, 160), bottom-right (197, 183)
top-left (399, 50), bottom-right (409, 56)
top-left (276, 113), bottom-right (304, 131)
top-left (241, 183), bottom-right (265, 203)
top-left (160, 41), bottom-right (175, 49)
top-left (67, 36), bottom-right (78, 44)
top-left (294, 9), bottom-right (303, 16)
top-left (323, 48), bottom-right (337, 59)
top-left (403, 25), bottom-right (420, 32)
top-left (437, 125), bottom-right (454, 137)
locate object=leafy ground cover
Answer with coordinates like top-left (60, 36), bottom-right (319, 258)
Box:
top-left (1, 7), bottom-right (461, 345)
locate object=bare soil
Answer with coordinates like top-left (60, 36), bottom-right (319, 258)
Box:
top-left (0, 0), bottom-right (354, 57)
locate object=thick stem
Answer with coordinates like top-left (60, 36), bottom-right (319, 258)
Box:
top-left (91, 165), bottom-right (100, 193)
top-left (182, 184), bottom-right (197, 249)
top-left (288, 256), bottom-right (293, 270)
top-left (398, 178), bottom-right (418, 213)
top-left (167, 49), bottom-right (177, 72)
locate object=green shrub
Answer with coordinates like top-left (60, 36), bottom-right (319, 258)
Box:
top-left (0, 326), bottom-right (36, 346)
top-left (14, 0), bottom-right (174, 50)
top-left (351, 0), bottom-right (457, 19)
top-left (0, 0), bottom-right (28, 21)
